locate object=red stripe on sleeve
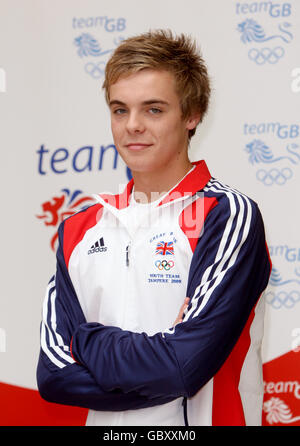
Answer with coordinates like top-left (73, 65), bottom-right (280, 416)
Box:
top-left (179, 196), bottom-right (218, 252)
top-left (212, 308), bottom-right (256, 426)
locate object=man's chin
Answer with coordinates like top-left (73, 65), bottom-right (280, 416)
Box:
top-left (121, 154), bottom-right (158, 174)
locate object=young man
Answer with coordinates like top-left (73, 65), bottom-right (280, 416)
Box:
top-left (37, 30), bottom-right (271, 426)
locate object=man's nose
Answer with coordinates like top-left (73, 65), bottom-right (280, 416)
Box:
top-left (126, 112), bottom-right (145, 133)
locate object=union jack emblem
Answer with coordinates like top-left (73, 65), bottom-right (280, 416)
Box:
top-left (155, 241), bottom-right (174, 255)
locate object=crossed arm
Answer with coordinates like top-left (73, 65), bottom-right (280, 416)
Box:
top-left (37, 198), bottom-right (271, 410)
top-left (37, 255), bottom-right (189, 411)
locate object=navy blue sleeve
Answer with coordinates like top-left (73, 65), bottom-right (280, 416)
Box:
top-left (36, 221), bottom-right (176, 410)
top-left (71, 193), bottom-right (271, 399)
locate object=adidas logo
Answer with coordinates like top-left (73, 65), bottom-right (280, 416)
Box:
top-left (88, 237), bottom-right (107, 255)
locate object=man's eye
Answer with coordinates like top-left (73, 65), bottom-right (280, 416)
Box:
top-left (149, 108), bottom-right (162, 114)
top-left (113, 108), bottom-right (126, 115)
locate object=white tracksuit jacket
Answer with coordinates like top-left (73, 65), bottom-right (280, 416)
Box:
top-left (37, 160), bottom-right (271, 426)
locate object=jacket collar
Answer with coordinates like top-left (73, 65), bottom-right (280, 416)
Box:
top-left (95, 160), bottom-right (211, 210)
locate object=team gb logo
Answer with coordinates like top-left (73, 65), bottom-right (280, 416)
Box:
top-left (36, 189), bottom-right (96, 251)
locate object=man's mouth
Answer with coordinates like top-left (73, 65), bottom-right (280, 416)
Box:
top-left (125, 143), bottom-right (152, 151)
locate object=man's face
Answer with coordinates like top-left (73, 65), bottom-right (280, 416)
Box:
top-left (108, 69), bottom-right (198, 175)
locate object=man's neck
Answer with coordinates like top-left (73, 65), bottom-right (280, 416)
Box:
top-left (131, 159), bottom-right (193, 204)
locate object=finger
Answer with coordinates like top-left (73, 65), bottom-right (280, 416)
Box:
top-left (179, 304), bottom-right (187, 317)
top-left (173, 298), bottom-right (191, 327)
top-left (181, 297), bottom-right (190, 309)
top-left (182, 298), bottom-right (190, 312)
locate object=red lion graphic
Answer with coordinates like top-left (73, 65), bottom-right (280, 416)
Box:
top-left (36, 189), bottom-right (96, 251)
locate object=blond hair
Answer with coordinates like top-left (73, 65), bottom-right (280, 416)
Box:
top-left (103, 29), bottom-right (211, 138)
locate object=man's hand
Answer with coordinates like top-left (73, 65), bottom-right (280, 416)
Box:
top-left (173, 297), bottom-right (190, 327)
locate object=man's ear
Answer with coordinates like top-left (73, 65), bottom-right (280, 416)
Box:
top-left (186, 113), bottom-right (201, 131)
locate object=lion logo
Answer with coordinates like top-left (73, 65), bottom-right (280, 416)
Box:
top-left (36, 188), bottom-right (96, 251)
top-left (245, 140), bottom-right (300, 165)
top-left (237, 19), bottom-right (293, 44)
top-left (74, 33), bottom-right (112, 58)
top-left (263, 397), bottom-right (300, 424)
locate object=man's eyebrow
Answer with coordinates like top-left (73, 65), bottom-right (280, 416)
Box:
top-left (109, 100), bottom-right (126, 107)
top-left (142, 99), bottom-right (170, 106)
top-left (109, 99), bottom-right (170, 107)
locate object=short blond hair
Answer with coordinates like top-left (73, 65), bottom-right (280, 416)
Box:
top-left (103, 29), bottom-right (211, 138)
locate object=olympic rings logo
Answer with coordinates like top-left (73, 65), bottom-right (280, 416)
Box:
top-left (155, 260), bottom-right (175, 271)
top-left (248, 47), bottom-right (285, 65)
top-left (265, 290), bottom-right (300, 309)
top-left (84, 61), bottom-right (106, 79)
top-left (256, 168), bottom-right (293, 186)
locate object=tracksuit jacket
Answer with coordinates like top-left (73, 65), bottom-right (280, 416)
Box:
top-left (37, 160), bottom-right (272, 426)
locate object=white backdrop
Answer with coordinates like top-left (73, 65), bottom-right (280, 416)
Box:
top-left (0, 0), bottom-right (299, 426)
